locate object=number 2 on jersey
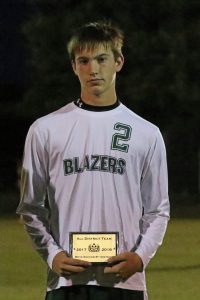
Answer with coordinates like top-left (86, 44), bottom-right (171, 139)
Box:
top-left (111, 123), bottom-right (132, 153)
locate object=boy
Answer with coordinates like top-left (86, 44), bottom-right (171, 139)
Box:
top-left (17, 21), bottom-right (170, 300)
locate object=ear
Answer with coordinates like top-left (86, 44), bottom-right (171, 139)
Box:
top-left (115, 55), bottom-right (124, 72)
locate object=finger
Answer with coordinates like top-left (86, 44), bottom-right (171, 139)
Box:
top-left (104, 266), bottom-right (123, 279)
top-left (61, 264), bottom-right (88, 273)
top-left (104, 265), bottom-right (120, 274)
top-left (72, 259), bottom-right (92, 267)
top-left (107, 257), bottom-right (126, 266)
top-left (60, 270), bottom-right (71, 277)
top-left (104, 259), bottom-right (127, 276)
top-left (104, 266), bottom-right (114, 274)
top-left (104, 265), bottom-right (127, 278)
top-left (64, 258), bottom-right (92, 267)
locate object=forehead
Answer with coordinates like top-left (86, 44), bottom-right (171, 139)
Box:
top-left (74, 44), bottom-right (113, 59)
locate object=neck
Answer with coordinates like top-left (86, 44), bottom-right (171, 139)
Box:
top-left (80, 91), bottom-right (117, 106)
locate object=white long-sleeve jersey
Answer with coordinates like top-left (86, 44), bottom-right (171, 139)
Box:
top-left (17, 101), bottom-right (170, 293)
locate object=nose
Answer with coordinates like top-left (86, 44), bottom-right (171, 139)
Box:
top-left (90, 71), bottom-right (98, 76)
top-left (89, 60), bottom-right (99, 76)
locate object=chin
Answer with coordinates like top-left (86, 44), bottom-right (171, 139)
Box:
top-left (91, 88), bottom-right (102, 96)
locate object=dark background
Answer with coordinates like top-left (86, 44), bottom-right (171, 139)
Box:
top-left (0, 0), bottom-right (200, 214)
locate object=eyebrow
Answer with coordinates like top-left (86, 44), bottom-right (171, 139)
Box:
top-left (76, 53), bottom-right (110, 61)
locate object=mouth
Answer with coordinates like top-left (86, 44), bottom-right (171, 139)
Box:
top-left (87, 79), bottom-right (104, 84)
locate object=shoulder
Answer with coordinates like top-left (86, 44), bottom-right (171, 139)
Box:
top-left (29, 102), bottom-right (75, 131)
top-left (35, 102), bottom-right (74, 125)
top-left (25, 102), bottom-right (76, 143)
top-left (118, 103), bottom-right (166, 152)
top-left (119, 103), bottom-right (160, 137)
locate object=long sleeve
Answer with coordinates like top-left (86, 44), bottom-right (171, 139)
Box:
top-left (16, 122), bottom-right (63, 268)
top-left (135, 129), bottom-right (170, 268)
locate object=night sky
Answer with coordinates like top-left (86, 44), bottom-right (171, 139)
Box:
top-left (0, 1), bottom-right (33, 191)
top-left (0, 0), bottom-right (31, 86)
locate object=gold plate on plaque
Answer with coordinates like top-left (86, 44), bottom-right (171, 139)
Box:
top-left (69, 232), bottom-right (119, 264)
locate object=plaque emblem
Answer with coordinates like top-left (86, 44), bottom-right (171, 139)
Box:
top-left (88, 243), bottom-right (100, 252)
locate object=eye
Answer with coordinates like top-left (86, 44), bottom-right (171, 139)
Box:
top-left (78, 58), bottom-right (88, 65)
top-left (98, 56), bottom-right (107, 63)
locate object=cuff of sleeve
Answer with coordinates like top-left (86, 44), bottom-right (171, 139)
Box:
top-left (134, 248), bottom-right (151, 270)
top-left (47, 248), bottom-right (64, 269)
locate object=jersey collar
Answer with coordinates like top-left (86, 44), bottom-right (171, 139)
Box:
top-left (74, 98), bottom-right (120, 112)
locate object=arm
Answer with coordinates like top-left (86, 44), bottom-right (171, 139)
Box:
top-left (17, 122), bottom-right (91, 275)
top-left (104, 129), bottom-right (170, 278)
top-left (135, 128), bottom-right (170, 268)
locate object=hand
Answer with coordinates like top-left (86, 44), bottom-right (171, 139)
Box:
top-left (52, 251), bottom-right (92, 277)
top-left (104, 252), bottom-right (143, 280)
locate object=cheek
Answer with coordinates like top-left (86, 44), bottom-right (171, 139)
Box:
top-left (75, 68), bottom-right (84, 79)
top-left (76, 71), bottom-right (87, 86)
top-left (78, 66), bottom-right (88, 78)
top-left (107, 67), bottom-right (117, 80)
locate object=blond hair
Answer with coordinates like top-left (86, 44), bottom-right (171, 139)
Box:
top-left (67, 21), bottom-right (124, 62)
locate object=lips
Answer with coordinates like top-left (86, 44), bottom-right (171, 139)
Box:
top-left (87, 79), bottom-right (104, 85)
